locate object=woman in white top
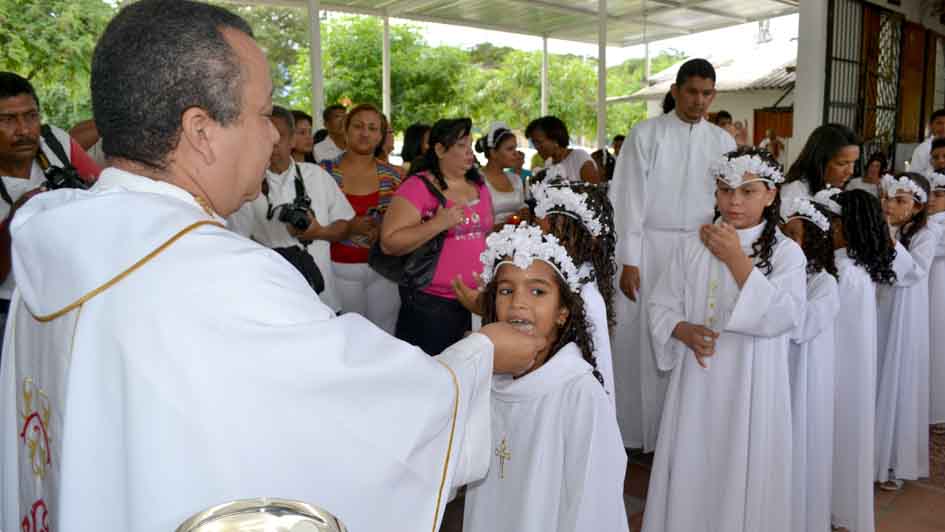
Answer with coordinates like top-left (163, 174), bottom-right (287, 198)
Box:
top-left (477, 122), bottom-right (525, 227)
top-left (845, 152), bottom-right (886, 197)
top-left (525, 116), bottom-right (600, 183)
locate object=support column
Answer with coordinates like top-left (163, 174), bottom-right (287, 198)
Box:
top-left (791, 0), bottom-right (828, 163)
top-left (541, 35), bottom-right (549, 116)
top-left (306, 0), bottom-right (325, 129)
top-left (597, 0), bottom-right (607, 149)
top-left (383, 15), bottom-right (392, 118)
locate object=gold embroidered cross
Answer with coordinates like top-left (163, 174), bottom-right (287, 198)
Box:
top-left (495, 438), bottom-right (511, 479)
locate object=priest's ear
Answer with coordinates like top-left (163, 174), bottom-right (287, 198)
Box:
top-left (179, 107), bottom-right (220, 167)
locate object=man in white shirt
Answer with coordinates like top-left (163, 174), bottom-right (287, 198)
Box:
top-left (0, 2), bottom-right (545, 531)
top-left (229, 106), bottom-right (351, 310)
top-left (312, 104), bottom-right (347, 163)
top-left (911, 109), bottom-right (945, 174)
top-left (608, 58), bottom-right (736, 452)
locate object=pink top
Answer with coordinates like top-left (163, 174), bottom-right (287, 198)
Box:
top-left (396, 173), bottom-right (493, 299)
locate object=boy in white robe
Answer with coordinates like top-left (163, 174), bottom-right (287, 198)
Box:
top-left (829, 188), bottom-right (897, 532)
top-left (643, 148), bottom-right (805, 532)
top-left (926, 170), bottom-right (945, 432)
top-left (463, 224), bottom-right (629, 532)
top-left (875, 173), bottom-right (940, 488)
top-left (780, 194), bottom-right (841, 532)
top-left (608, 58), bottom-right (736, 451)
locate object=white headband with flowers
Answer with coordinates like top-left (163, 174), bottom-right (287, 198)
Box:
top-left (479, 223), bottom-right (592, 292)
top-left (710, 154), bottom-right (784, 188)
top-left (811, 187), bottom-right (842, 216)
top-left (782, 197), bottom-right (831, 232)
top-left (881, 174), bottom-right (928, 203)
top-left (530, 181), bottom-right (606, 237)
top-left (927, 170), bottom-right (945, 191)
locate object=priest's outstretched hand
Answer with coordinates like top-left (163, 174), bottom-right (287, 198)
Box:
top-left (480, 322), bottom-right (546, 375)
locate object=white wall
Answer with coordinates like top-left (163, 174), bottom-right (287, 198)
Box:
top-left (642, 89), bottom-right (793, 142)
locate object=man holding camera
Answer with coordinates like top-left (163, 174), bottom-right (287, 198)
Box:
top-left (0, 72), bottom-right (100, 346)
top-left (228, 105), bottom-right (353, 310)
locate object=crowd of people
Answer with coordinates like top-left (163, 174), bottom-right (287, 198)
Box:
top-left (1, 1), bottom-right (944, 532)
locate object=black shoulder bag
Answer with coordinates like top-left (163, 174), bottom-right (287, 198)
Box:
top-left (368, 173), bottom-right (447, 290)
top-left (264, 166), bottom-right (326, 294)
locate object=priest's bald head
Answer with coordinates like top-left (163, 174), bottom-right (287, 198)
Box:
top-left (91, 0), bottom-right (278, 216)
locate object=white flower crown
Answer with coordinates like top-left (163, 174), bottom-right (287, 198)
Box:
top-left (811, 187), bottom-right (842, 216)
top-left (710, 154), bottom-right (784, 188)
top-left (479, 223), bottom-right (592, 292)
top-left (927, 170), bottom-right (945, 191)
top-left (782, 197), bottom-right (831, 232)
top-left (881, 174), bottom-right (927, 203)
top-left (485, 121), bottom-right (512, 149)
top-left (530, 181), bottom-right (606, 237)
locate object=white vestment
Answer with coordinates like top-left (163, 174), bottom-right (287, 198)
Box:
top-left (789, 271), bottom-right (839, 532)
top-left (0, 168), bottom-right (495, 532)
top-left (228, 160), bottom-right (354, 311)
top-left (462, 343), bottom-right (628, 532)
top-left (642, 223), bottom-right (805, 532)
top-left (929, 212), bottom-right (945, 424)
top-left (582, 280), bottom-right (615, 406)
top-left (0, 125), bottom-right (73, 300)
top-left (831, 249), bottom-right (878, 532)
top-left (910, 137), bottom-right (932, 175)
top-left (875, 229), bottom-right (938, 481)
top-left (608, 112), bottom-right (736, 451)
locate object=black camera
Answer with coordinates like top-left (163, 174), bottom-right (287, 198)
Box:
top-left (44, 165), bottom-right (90, 190)
top-left (272, 201), bottom-right (311, 232)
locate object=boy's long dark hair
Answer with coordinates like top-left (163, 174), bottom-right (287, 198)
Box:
top-left (481, 268), bottom-right (603, 387)
top-left (793, 203), bottom-right (839, 278)
top-left (889, 172), bottom-right (930, 249)
top-left (542, 183), bottom-right (617, 332)
top-left (835, 189), bottom-right (897, 284)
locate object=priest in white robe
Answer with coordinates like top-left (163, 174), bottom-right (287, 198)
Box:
top-left (0, 3), bottom-right (545, 531)
top-left (609, 59), bottom-right (736, 451)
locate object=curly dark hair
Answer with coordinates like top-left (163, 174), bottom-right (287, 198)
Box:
top-left (718, 147), bottom-right (782, 276)
top-left (889, 172), bottom-right (931, 249)
top-left (835, 189), bottom-right (897, 285)
top-left (542, 183), bottom-right (617, 333)
top-left (481, 264), bottom-right (603, 388)
top-left (791, 203), bottom-right (839, 278)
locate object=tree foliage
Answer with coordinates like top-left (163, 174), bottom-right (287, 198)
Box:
top-left (0, 0), bottom-right (114, 128)
top-left (0, 2), bottom-right (685, 143)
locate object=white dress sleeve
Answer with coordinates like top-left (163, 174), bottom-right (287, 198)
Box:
top-left (559, 378), bottom-right (630, 532)
top-left (648, 240), bottom-right (691, 371)
top-left (792, 272), bottom-right (840, 344)
top-left (609, 124), bottom-right (651, 268)
top-left (891, 229), bottom-right (937, 287)
top-left (725, 239), bottom-right (807, 338)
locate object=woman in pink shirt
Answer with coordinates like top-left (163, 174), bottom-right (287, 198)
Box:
top-left (380, 118), bottom-right (493, 355)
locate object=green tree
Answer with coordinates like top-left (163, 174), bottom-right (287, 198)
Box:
top-left (212, 2), bottom-right (309, 104)
top-left (0, 0), bottom-right (115, 127)
top-left (288, 15), bottom-right (473, 132)
top-left (606, 50), bottom-right (687, 139)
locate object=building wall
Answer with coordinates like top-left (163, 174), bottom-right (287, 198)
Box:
top-left (643, 89), bottom-right (794, 144)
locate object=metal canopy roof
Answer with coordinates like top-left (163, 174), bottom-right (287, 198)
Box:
top-left (243, 0), bottom-right (799, 47)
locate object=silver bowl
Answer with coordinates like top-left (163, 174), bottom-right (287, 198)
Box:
top-left (176, 498), bottom-right (348, 532)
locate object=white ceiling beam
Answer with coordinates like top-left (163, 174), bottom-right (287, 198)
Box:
top-left (646, 0), bottom-right (750, 23)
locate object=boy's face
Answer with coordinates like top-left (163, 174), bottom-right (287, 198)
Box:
top-left (931, 147), bottom-right (945, 172)
top-left (929, 190), bottom-right (945, 215)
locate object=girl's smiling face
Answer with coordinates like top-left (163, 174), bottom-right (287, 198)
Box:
top-left (493, 260), bottom-right (569, 373)
top-left (715, 177), bottom-right (777, 229)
